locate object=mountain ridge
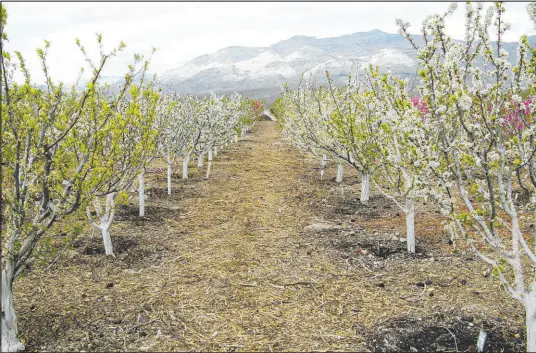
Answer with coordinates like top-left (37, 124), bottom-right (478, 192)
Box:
top-left (94, 30), bottom-right (536, 104)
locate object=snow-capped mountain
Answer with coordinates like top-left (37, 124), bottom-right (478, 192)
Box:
top-left (157, 29), bottom-right (534, 103)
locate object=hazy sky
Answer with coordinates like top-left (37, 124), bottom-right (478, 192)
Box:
top-left (3, 2), bottom-right (536, 84)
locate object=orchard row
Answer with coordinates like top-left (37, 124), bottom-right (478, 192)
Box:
top-left (273, 3), bottom-right (536, 351)
top-left (1, 12), bottom-right (264, 351)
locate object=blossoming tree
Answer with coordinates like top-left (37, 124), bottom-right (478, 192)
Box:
top-left (398, 2), bottom-right (536, 349)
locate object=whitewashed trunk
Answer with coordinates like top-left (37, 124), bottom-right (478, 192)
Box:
top-left (406, 198), bottom-right (415, 253)
top-left (234, 135), bottom-right (238, 143)
top-left (167, 155), bottom-right (172, 195)
top-left (100, 223), bottom-right (114, 257)
top-left (87, 194), bottom-right (117, 257)
top-left (182, 154), bottom-right (190, 179)
top-left (138, 171), bottom-right (145, 217)
top-left (336, 162), bottom-right (344, 183)
top-left (321, 154), bottom-right (327, 169)
top-left (1, 267), bottom-right (24, 352)
top-left (206, 150), bottom-right (213, 179)
top-left (197, 153), bottom-right (204, 168)
top-left (526, 296), bottom-right (536, 353)
top-left (320, 154), bottom-right (327, 180)
top-left (214, 146), bottom-right (218, 157)
top-left (360, 174), bottom-right (371, 204)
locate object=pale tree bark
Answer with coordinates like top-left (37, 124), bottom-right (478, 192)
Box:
top-left (197, 153), bottom-right (204, 168)
top-left (1, 264), bottom-right (25, 352)
top-left (406, 197), bottom-right (415, 253)
top-left (86, 193), bottom-right (117, 257)
top-left (167, 153), bottom-right (172, 195)
top-left (206, 149), bottom-right (213, 179)
top-left (360, 173), bottom-right (371, 204)
top-left (336, 162), bottom-right (344, 183)
top-left (214, 145), bottom-right (218, 157)
top-left (321, 154), bottom-right (327, 180)
top-left (371, 179), bottom-right (417, 254)
top-left (182, 152), bottom-right (190, 179)
top-left (138, 169), bottom-right (145, 217)
top-left (525, 291), bottom-right (536, 353)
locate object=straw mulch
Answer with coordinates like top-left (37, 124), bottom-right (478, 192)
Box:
top-left (14, 121), bottom-right (524, 352)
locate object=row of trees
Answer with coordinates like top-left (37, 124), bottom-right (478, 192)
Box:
top-left (0, 7), bottom-right (260, 351)
top-left (275, 2), bottom-right (536, 351)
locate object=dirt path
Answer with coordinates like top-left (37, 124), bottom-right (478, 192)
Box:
top-left (16, 121), bottom-right (524, 352)
top-left (137, 120), bottom-right (371, 351)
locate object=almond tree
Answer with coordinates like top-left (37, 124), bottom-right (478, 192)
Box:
top-left (399, 2), bottom-right (536, 349)
top-left (323, 71), bottom-right (382, 202)
top-left (85, 74), bottom-right (160, 256)
top-left (157, 92), bottom-right (182, 194)
top-left (0, 16), bottom-right (146, 350)
top-left (280, 78), bottom-right (351, 183)
top-left (361, 66), bottom-right (438, 253)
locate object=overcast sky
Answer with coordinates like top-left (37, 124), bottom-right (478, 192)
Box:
top-left (3, 2), bottom-right (536, 84)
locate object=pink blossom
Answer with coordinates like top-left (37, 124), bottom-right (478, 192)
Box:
top-left (524, 98), bottom-right (533, 116)
top-left (501, 96), bottom-right (533, 131)
top-left (411, 96), bottom-right (430, 121)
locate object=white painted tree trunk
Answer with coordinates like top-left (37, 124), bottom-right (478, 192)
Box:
top-left (167, 154), bottom-right (172, 195)
top-left (197, 153), bottom-right (204, 168)
top-left (526, 296), bottom-right (536, 353)
top-left (406, 198), bottom-right (415, 253)
top-left (139, 170), bottom-right (145, 217)
top-left (234, 135), bottom-right (238, 143)
top-left (206, 150), bottom-right (213, 179)
top-left (336, 162), bottom-right (344, 183)
top-left (100, 223), bottom-right (114, 256)
top-left (87, 194), bottom-right (116, 257)
top-left (360, 174), bottom-right (371, 204)
top-left (182, 154), bottom-right (190, 179)
top-left (321, 154), bottom-right (327, 180)
top-left (214, 146), bottom-right (218, 157)
top-left (1, 266), bottom-right (24, 352)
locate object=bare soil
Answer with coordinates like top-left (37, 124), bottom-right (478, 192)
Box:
top-left (14, 121), bottom-right (524, 352)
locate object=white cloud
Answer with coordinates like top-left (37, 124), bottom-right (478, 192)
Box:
top-left (3, 1), bottom-right (535, 84)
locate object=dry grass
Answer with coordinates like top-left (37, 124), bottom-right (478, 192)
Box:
top-left (14, 121), bottom-right (524, 352)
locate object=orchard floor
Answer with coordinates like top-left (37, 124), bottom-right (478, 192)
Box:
top-left (15, 121), bottom-right (525, 352)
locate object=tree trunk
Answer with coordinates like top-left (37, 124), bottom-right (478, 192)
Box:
top-left (87, 194), bottom-right (116, 257)
top-left (197, 153), bottom-right (204, 168)
top-left (406, 198), bottom-right (415, 253)
top-left (234, 135), bottom-right (238, 143)
top-left (526, 295), bottom-right (536, 353)
top-left (101, 224), bottom-right (114, 257)
top-left (336, 162), bottom-right (343, 183)
top-left (167, 154), bottom-right (172, 195)
top-left (139, 170), bottom-right (145, 217)
top-left (1, 266), bottom-right (24, 352)
top-left (206, 150), bottom-right (213, 179)
top-left (321, 155), bottom-right (327, 180)
top-left (360, 174), bottom-right (371, 204)
top-left (214, 146), bottom-right (218, 157)
top-left (182, 154), bottom-right (190, 179)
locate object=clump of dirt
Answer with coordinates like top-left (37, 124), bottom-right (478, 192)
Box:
top-left (317, 228), bottom-right (429, 260)
top-left (335, 195), bottom-right (401, 218)
top-left (365, 312), bottom-right (524, 352)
